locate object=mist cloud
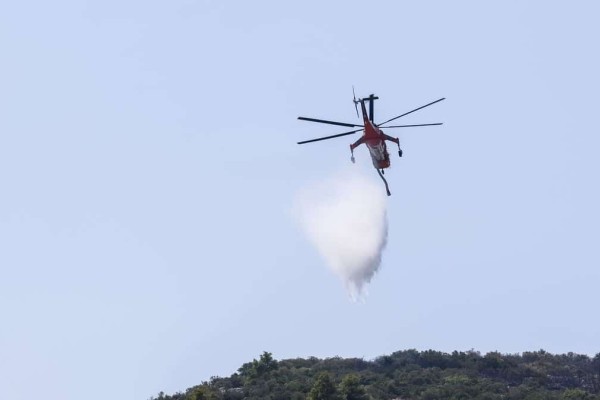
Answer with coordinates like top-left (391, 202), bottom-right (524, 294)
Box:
top-left (294, 168), bottom-right (389, 298)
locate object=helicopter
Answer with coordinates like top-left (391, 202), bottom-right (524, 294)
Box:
top-left (297, 91), bottom-right (445, 196)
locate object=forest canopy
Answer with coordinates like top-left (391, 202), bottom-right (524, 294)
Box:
top-left (152, 349), bottom-right (600, 400)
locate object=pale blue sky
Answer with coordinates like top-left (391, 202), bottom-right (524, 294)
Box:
top-left (1, 1), bottom-right (599, 399)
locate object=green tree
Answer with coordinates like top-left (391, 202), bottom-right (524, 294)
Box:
top-left (339, 374), bottom-right (368, 400)
top-left (562, 389), bottom-right (592, 400)
top-left (185, 386), bottom-right (219, 400)
top-left (254, 351), bottom-right (278, 375)
top-left (308, 372), bottom-right (340, 400)
top-left (238, 351), bottom-right (279, 380)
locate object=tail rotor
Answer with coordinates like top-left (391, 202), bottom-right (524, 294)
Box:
top-left (352, 86), bottom-right (359, 119)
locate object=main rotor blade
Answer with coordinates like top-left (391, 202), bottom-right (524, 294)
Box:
top-left (377, 97), bottom-right (445, 127)
top-left (298, 116), bottom-right (362, 128)
top-left (380, 123), bottom-right (443, 128)
top-left (297, 128), bottom-right (363, 145)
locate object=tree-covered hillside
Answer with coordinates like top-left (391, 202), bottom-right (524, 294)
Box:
top-left (153, 350), bottom-right (600, 400)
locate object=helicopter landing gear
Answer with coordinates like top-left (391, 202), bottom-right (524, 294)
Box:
top-left (351, 156), bottom-right (355, 163)
top-left (398, 149), bottom-right (403, 157)
top-left (381, 169), bottom-right (384, 175)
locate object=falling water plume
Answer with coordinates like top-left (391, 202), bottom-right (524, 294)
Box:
top-left (294, 168), bottom-right (389, 298)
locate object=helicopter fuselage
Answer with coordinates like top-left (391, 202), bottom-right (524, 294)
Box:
top-left (364, 124), bottom-right (391, 169)
top-left (351, 100), bottom-right (395, 170)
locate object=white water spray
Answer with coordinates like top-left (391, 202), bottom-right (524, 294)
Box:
top-left (294, 168), bottom-right (389, 298)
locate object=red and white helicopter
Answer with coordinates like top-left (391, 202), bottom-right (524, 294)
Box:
top-left (297, 90), bottom-right (445, 196)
